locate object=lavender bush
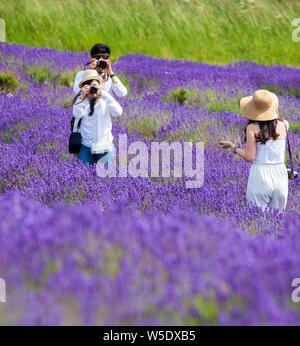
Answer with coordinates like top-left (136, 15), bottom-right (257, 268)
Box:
top-left (0, 42), bottom-right (299, 325)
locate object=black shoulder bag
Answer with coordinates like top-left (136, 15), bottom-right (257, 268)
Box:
top-left (284, 122), bottom-right (298, 180)
top-left (68, 117), bottom-right (82, 154)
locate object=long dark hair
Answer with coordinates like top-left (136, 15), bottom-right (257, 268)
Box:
top-left (244, 118), bottom-right (283, 144)
top-left (71, 80), bottom-right (99, 116)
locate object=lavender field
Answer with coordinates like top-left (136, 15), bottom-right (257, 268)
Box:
top-left (0, 42), bottom-right (300, 325)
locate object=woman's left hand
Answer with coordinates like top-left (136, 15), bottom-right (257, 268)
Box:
top-left (218, 140), bottom-right (235, 149)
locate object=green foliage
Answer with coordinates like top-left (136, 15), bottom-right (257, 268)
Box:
top-left (264, 84), bottom-right (300, 99)
top-left (38, 140), bottom-right (59, 154)
top-left (166, 87), bottom-right (243, 114)
top-left (57, 69), bottom-right (81, 88)
top-left (181, 292), bottom-right (245, 325)
top-left (24, 65), bottom-right (56, 84)
top-left (0, 167), bottom-right (42, 192)
top-left (289, 88), bottom-right (300, 99)
top-left (124, 115), bottom-right (162, 139)
top-left (24, 65), bottom-right (80, 88)
top-left (61, 96), bottom-right (73, 109)
top-left (290, 123), bottom-right (300, 133)
top-left (0, 71), bottom-right (19, 93)
top-left (201, 90), bottom-right (244, 114)
top-left (165, 88), bottom-right (193, 105)
top-left (1, 0), bottom-right (299, 66)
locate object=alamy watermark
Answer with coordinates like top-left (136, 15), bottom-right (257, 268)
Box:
top-left (292, 18), bottom-right (300, 43)
top-left (96, 134), bottom-right (204, 189)
top-left (0, 277), bottom-right (5, 303)
top-left (291, 278), bottom-right (300, 303)
top-left (0, 18), bottom-right (5, 43)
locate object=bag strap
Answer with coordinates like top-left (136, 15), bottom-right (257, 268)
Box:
top-left (74, 91), bottom-right (84, 132)
top-left (284, 120), bottom-right (294, 173)
top-left (77, 118), bottom-right (82, 132)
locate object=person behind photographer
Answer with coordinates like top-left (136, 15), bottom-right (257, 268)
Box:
top-left (73, 43), bottom-right (127, 98)
top-left (72, 70), bottom-right (122, 167)
top-left (219, 89), bottom-right (290, 212)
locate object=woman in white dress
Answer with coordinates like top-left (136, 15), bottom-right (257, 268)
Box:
top-left (219, 89), bottom-right (289, 212)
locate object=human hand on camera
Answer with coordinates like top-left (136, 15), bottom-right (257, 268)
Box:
top-left (88, 83), bottom-right (102, 99)
top-left (89, 87), bottom-right (101, 99)
top-left (89, 57), bottom-right (113, 75)
top-left (103, 58), bottom-right (113, 75)
top-left (96, 88), bottom-right (102, 98)
top-left (218, 140), bottom-right (235, 149)
top-left (80, 85), bottom-right (90, 99)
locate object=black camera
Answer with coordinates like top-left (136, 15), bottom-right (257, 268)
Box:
top-left (96, 59), bottom-right (107, 69)
top-left (89, 86), bottom-right (98, 94)
top-left (287, 168), bottom-right (298, 180)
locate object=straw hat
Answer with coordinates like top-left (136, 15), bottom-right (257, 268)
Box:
top-left (240, 89), bottom-right (279, 121)
top-left (79, 69), bottom-right (102, 88)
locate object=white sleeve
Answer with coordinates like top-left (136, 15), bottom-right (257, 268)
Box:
top-left (73, 71), bottom-right (84, 94)
top-left (101, 90), bottom-right (123, 117)
top-left (73, 99), bottom-right (88, 119)
top-left (111, 76), bottom-right (128, 97)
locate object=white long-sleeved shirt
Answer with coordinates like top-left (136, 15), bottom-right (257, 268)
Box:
top-left (72, 90), bottom-right (122, 148)
top-left (73, 70), bottom-right (127, 98)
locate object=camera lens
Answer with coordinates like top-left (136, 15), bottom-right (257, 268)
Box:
top-left (98, 60), bottom-right (107, 69)
top-left (90, 86), bottom-right (98, 94)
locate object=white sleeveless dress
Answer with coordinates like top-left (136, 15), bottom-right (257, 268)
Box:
top-left (246, 131), bottom-right (289, 212)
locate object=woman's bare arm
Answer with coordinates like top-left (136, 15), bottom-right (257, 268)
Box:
top-left (218, 124), bottom-right (257, 163)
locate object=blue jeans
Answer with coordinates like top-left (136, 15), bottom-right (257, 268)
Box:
top-left (78, 144), bottom-right (114, 168)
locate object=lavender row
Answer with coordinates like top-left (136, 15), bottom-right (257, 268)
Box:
top-left (0, 192), bottom-right (300, 325)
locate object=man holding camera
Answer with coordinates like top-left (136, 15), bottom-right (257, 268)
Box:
top-left (73, 43), bottom-right (127, 98)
